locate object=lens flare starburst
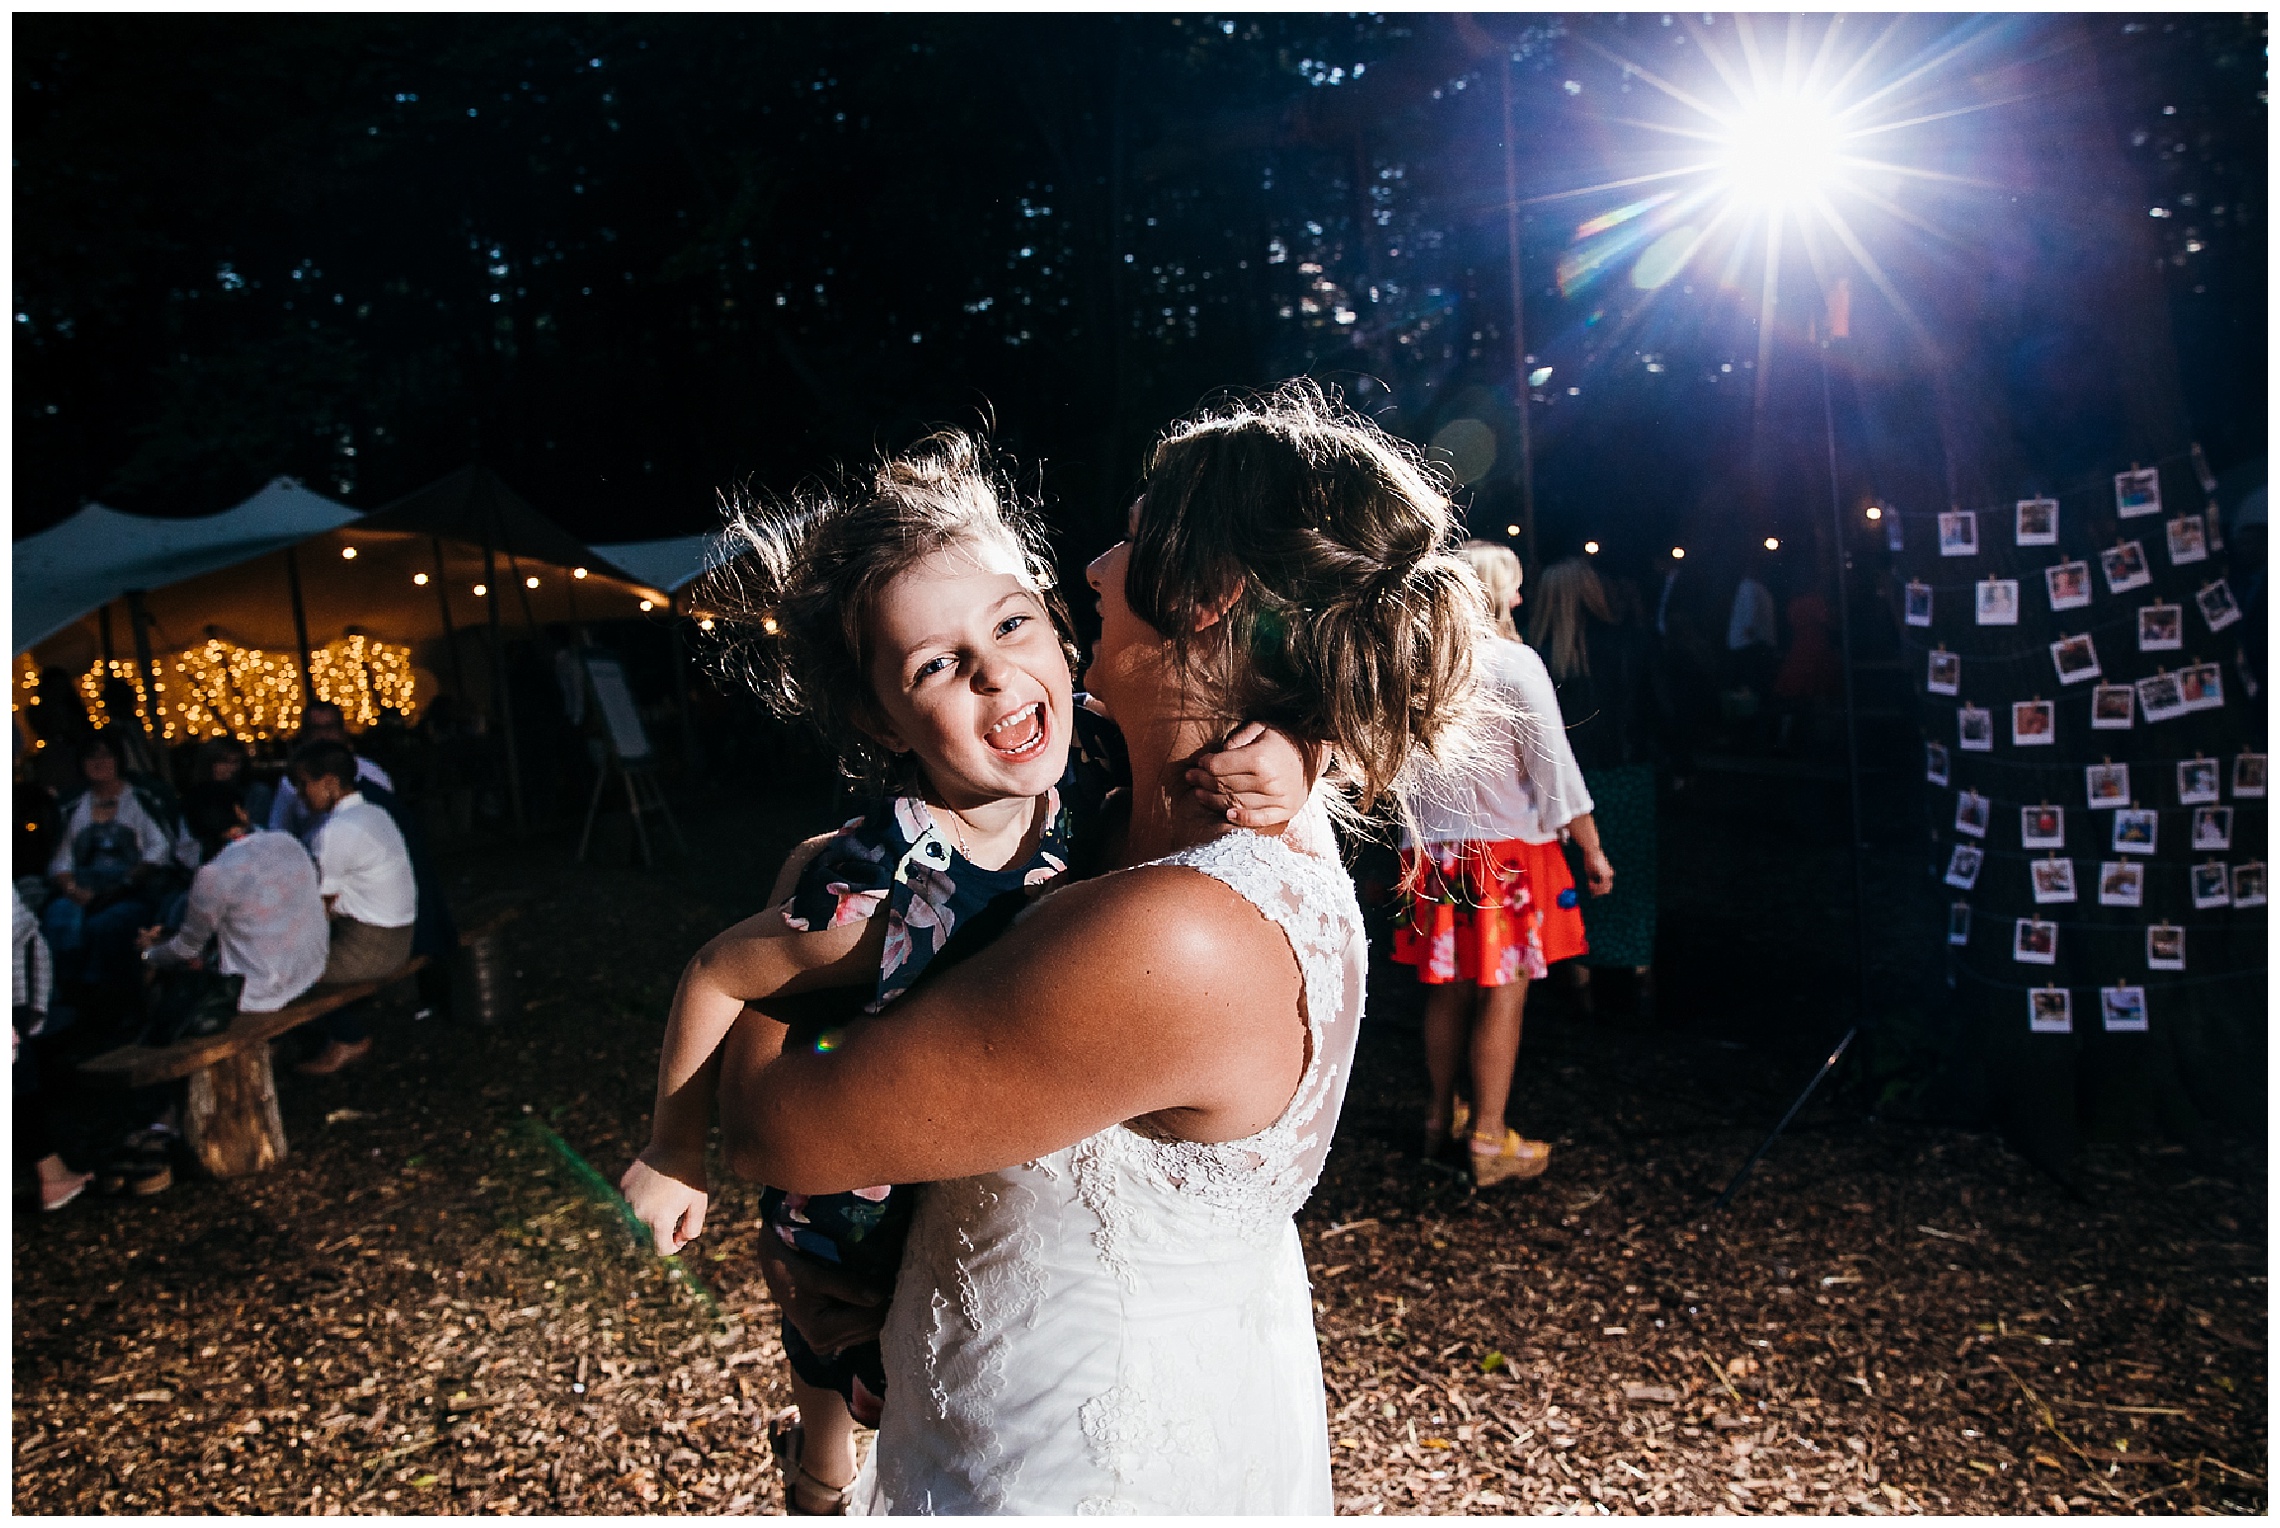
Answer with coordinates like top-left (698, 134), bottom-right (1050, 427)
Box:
top-left (1543, 14), bottom-right (2021, 397)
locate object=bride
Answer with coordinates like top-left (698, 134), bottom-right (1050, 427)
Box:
top-left (719, 381), bottom-right (1486, 1513)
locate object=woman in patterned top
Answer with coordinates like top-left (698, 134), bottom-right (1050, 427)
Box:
top-left (618, 430), bottom-right (1313, 1512)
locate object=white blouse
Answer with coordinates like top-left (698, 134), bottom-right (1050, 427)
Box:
top-left (1405, 637), bottom-right (1595, 847)
top-left (146, 830), bottom-right (330, 1013)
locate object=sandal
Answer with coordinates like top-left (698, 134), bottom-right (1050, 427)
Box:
top-left (1422, 1099), bottom-right (1473, 1161)
top-left (768, 1407), bottom-right (854, 1516)
top-left (1469, 1128), bottom-right (1552, 1187)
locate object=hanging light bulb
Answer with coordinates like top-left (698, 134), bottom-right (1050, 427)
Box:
top-left (341, 546), bottom-right (358, 560)
top-left (414, 572), bottom-right (430, 586)
top-left (473, 583), bottom-right (488, 597)
top-left (525, 575), bottom-right (540, 589)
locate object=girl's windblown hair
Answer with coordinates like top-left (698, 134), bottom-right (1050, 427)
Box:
top-left (697, 431), bottom-right (1076, 794)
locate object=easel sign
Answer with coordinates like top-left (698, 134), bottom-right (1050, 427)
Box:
top-left (582, 655), bottom-right (652, 763)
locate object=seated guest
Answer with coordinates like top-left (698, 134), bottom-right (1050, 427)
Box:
top-left (192, 736), bottom-right (275, 837)
top-left (268, 701), bottom-right (394, 841)
top-left (16, 885), bottom-right (93, 1210)
top-left (43, 735), bottom-right (186, 1014)
top-left (137, 782), bottom-right (329, 1017)
top-left (291, 740), bottom-right (417, 1074)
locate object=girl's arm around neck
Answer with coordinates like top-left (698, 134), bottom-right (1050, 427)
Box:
top-left (720, 862), bottom-right (1307, 1195)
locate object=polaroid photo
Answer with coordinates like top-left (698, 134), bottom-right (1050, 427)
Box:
top-left (1944, 844), bottom-right (1984, 890)
top-left (1954, 790), bottom-right (1991, 839)
top-left (2028, 986), bottom-right (2073, 1034)
top-left (1957, 705), bottom-right (1994, 752)
top-left (1938, 510), bottom-right (1979, 557)
top-left (2179, 662), bottom-right (2223, 713)
top-left (1947, 902), bottom-right (1972, 947)
top-left (1886, 512), bottom-right (1905, 552)
top-left (2234, 861), bottom-right (2267, 908)
top-left (2114, 467), bottom-right (2162, 519)
top-left (2100, 985), bottom-right (2149, 1034)
top-left (2013, 917), bottom-right (2059, 966)
top-left (2191, 805), bottom-right (2233, 852)
top-left (2016, 498), bottom-right (2060, 546)
top-left (2089, 684), bottom-right (2135, 730)
top-left (2112, 807), bottom-right (2159, 856)
top-left (2197, 579), bottom-right (2242, 632)
top-left (2166, 514), bottom-right (2208, 565)
top-left (1976, 578), bottom-right (2020, 626)
top-left (2012, 699), bottom-right (2056, 746)
top-left (2097, 859), bottom-right (2144, 908)
top-left (1926, 649), bottom-right (1961, 696)
top-left (2205, 502), bottom-right (2224, 552)
top-left (2191, 861), bottom-right (2232, 910)
top-left (2177, 758), bottom-right (2221, 805)
top-left (2136, 670), bottom-right (2189, 723)
top-left (2044, 560), bottom-right (2093, 611)
top-left (2101, 540), bottom-right (2151, 594)
top-left (2146, 924), bottom-right (2186, 971)
top-left (2049, 633), bottom-right (2101, 686)
top-left (2086, 762), bottom-right (2131, 809)
top-left (1902, 580), bottom-right (1932, 628)
top-left (2031, 857), bottom-right (2078, 905)
top-left (2233, 752), bottom-right (2267, 799)
top-left (1925, 740), bottom-right (1951, 787)
top-left (2137, 602), bottom-right (2183, 652)
top-left (2021, 804), bottom-right (2066, 849)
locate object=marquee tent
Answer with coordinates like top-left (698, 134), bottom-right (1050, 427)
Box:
top-left (12, 477), bottom-right (359, 655)
top-left (589, 534), bottom-right (732, 599)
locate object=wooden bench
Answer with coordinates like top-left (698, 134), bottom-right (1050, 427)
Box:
top-left (80, 960), bottom-right (429, 1178)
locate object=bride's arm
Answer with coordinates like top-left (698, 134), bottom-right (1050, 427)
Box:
top-left (718, 864), bottom-right (1307, 1195)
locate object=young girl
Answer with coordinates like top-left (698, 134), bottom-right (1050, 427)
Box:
top-left (618, 432), bottom-right (1312, 1513)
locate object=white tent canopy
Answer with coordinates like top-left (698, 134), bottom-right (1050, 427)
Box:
top-left (13, 478), bottom-right (360, 655)
top-left (589, 534), bottom-right (731, 598)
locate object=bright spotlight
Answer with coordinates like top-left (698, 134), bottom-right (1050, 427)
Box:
top-left (1671, 547), bottom-right (1686, 560)
top-left (1716, 93), bottom-right (1844, 208)
top-left (1764, 537), bottom-right (1781, 551)
top-left (1865, 506), bottom-right (1883, 522)
top-left (1583, 540), bottom-right (1601, 555)
top-left (1506, 524), bottom-right (1522, 537)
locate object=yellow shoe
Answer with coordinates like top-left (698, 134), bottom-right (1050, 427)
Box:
top-left (1469, 1129), bottom-right (1551, 1187)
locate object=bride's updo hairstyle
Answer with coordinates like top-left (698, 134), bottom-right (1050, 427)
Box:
top-left (1127, 379), bottom-right (1486, 815)
top-left (702, 430), bottom-right (1077, 794)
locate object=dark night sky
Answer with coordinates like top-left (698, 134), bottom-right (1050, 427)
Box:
top-left (13, 13), bottom-right (2266, 590)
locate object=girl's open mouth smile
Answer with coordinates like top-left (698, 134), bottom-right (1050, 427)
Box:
top-left (984, 702), bottom-right (1050, 761)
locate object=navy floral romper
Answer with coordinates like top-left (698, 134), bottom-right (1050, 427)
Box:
top-left (766, 705), bottom-right (1127, 1422)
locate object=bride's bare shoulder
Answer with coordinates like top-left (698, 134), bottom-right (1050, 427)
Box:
top-left (1012, 854), bottom-right (1302, 991)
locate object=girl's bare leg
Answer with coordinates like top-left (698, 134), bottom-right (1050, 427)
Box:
top-left (1420, 981), bottom-right (1477, 1139)
top-left (785, 1371), bottom-right (859, 1503)
top-left (1468, 977), bottom-right (1530, 1144)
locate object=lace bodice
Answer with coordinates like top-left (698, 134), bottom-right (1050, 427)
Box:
top-left (854, 795), bottom-right (1365, 1515)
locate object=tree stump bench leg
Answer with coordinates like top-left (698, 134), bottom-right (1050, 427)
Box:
top-left (184, 1044), bottom-right (289, 1178)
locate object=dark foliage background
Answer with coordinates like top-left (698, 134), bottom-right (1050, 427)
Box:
top-left (14, 13), bottom-right (2265, 583)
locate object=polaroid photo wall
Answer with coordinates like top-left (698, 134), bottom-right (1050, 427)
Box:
top-left (2100, 986), bottom-right (2149, 1034)
top-left (2016, 498), bottom-right (2059, 546)
top-left (2115, 468), bottom-right (2162, 519)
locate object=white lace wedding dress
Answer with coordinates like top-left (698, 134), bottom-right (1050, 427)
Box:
top-left (850, 803), bottom-right (1365, 1515)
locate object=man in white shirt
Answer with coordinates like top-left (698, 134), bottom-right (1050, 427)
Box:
top-left (291, 740), bottom-right (418, 1074)
top-left (268, 702), bottom-right (394, 841)
top-left (138, 782), bottom-right (329, 1015)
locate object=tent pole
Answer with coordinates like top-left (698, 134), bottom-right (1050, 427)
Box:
top-left (481, 535), bottom-right (528, 834)
top-left (670, 595), bottom-right (705, 779)
top-left (284, 545), bottom-right (316, 719)
top-left (507, 551), bottom-right (544, 642)
top-left (125, 590), bottom-right (160, 744)
top-left (430, 537), bottom-right (470, 702)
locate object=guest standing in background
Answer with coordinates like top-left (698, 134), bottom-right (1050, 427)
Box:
top-left (1771, 591), bottom-right (1845, 753)
top-left (268, 701), bottom-right (394, 841)
top-left (1726, 564), bottom-right (1780, 750)
top-left (1393, 541), bottom-right (1614, 1187)
top-left (1530, 558), bottom-right (1661, 1017)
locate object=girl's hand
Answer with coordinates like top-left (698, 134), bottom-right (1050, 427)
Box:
top-left (1582, 848), bottom-right (1616, 897)
top-left (1186, 722), bottom-right (1318, 830)
top-left (620, 1150), bottom-right (709, 1255)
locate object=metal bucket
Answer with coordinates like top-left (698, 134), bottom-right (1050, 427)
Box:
top-left (452, 923), bottom-right (522, 1027)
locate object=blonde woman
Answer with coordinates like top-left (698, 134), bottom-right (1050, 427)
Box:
top-left (1393, 540), bottom-right (1613, 1185)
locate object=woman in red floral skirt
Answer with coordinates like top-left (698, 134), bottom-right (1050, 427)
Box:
top-left (1394, 542), bottom-right (1614, 1186)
